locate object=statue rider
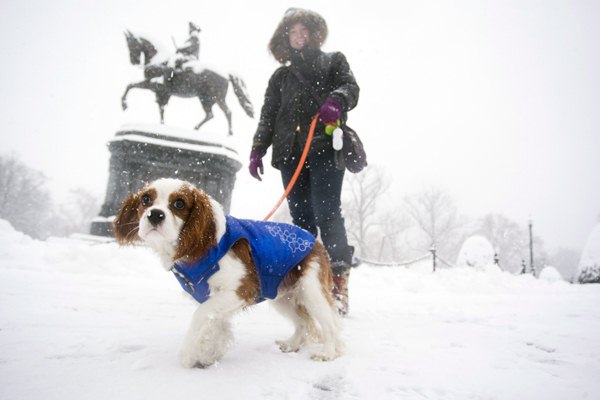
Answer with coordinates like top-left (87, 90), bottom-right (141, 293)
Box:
top-left (174, 22), bottom-right (201, 71)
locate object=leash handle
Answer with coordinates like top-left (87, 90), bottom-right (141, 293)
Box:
top-left (263, 114), bottom-right (319, 221)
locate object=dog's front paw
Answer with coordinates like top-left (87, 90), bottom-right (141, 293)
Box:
top-left (180, 351), bottom-right (214, 369)
top-left (180, 352), bottom-right (201, 369)
top-left (179, 318), bottom-right (233, 368)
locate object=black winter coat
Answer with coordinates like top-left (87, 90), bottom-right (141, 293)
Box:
top-left (252, 48), bottom-right (359, 169)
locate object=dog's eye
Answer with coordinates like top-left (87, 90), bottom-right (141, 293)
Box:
top-left (173, 199), bottom-right (185, 210)
top-left (141, 194), bottom-right (152, 206)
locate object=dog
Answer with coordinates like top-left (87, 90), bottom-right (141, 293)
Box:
top-left (113, 178), bottom-right (343, 367)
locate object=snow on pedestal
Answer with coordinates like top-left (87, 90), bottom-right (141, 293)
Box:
top-left (577, 223), bottom-right (600, 284)
top-left (456, 235), bottom-right (496, 270)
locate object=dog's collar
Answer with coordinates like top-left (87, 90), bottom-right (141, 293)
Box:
top-left (171, 261), bottom-right (219, 303)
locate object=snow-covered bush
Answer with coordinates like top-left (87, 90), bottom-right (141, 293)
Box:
top-left (577, 224), bottom-right (600, 284)
top-left (456, 235), bottom-right (495, 270)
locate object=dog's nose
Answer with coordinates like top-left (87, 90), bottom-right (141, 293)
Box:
top-left (147, 209), bottom-right (165, 227)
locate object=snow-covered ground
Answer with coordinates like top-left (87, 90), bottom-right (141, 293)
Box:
top-left (1, 219), bottom-right (599, 400)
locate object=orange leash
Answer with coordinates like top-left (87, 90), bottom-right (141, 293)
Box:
top-left (263, 114), bottom-right (319, 221)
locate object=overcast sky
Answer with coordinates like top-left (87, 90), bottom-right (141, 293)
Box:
top-left (1, 0), bottom-right (599, 251)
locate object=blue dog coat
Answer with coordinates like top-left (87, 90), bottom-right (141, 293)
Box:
top-left (171, 216), bottom-right (315, 304)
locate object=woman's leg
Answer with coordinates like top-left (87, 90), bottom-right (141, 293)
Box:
top-left (280, 155), bottom-right (318, 237)
top-left (307, 151), bottom-right (354, 316)
top-left (307, 151), bottom-right (352, 265)
top-left (281, 151), bottom-right (353, 316)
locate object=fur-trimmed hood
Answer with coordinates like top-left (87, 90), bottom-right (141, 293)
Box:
top-left (269, 8), bottom-right (328, 64)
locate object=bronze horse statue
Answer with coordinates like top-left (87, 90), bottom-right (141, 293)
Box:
top-left (122, 31), bottom-right (254, 135)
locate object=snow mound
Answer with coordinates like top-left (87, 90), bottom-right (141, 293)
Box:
top-left (456, 235), bottom-right (496, 270)
top-left (539, 266), bottom-right (563, 282)
top-left (0, 218), bottom-right (29, 243)
top-left (0, 218), bottom-right (43, 267)
top-left (577, 223), bottom-right (600, 283)
top-left (0, 218), bottom-right (163, 278)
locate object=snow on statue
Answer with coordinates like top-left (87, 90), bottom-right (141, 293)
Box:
top-left (577, 223), bottom-right (600, 284)
top-left (121, 30), bottom-right (254, 135)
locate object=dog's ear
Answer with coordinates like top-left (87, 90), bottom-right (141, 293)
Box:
top-left (174, 187), bottom-right (217, 262)
top-left (113, 193), bottom-right (141, 244)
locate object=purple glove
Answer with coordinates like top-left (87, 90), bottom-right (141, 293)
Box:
top-left (249, 149), bottom-right (265, 181)
top-left (318, 98), bottom-right (342, 124)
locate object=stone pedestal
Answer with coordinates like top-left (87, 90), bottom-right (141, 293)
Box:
top-left (90, 124), bottom-right (242, 236)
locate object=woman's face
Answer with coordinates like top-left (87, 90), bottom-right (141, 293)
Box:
top-left (288, 22), bottom-right (310, 50)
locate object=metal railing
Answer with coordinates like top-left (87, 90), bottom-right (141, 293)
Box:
top-left (356, 245), bottom-right (456, 272)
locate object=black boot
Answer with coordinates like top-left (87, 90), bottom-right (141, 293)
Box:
top-left (331, 261), bottom-right (351, 317)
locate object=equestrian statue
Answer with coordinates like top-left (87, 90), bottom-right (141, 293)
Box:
top-left (122, 28), bottom-right (254, 135)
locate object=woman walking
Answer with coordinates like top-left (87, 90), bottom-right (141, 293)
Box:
top-left (249, 8), bottom-right (360, 315)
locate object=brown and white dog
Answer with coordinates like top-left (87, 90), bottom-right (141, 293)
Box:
top-left (113, 178), bottom-right (343, 367)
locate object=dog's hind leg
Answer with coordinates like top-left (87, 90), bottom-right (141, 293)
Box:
top-left (299, 266), bottom-right (344, 361)
top-left (272, 295), bottom-right (314, 353)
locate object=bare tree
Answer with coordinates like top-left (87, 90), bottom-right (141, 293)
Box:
top-left (549, 247), bottom-right (581, 282)
top-left (403, 187), bottom-right (466, 260)
top-left (375, 210), bottom-right (412, 262)
top-left (0, 154), bottom-right (108, 239)
top-left (475, 213), bottom-right (548, 274)
top-left (342, 166), bottom-right (390, 259)
top-left (45, 187), bottom-right (102, 237)
top-left (477, 213), bottom-right (527, 272)
top-left (0, 154), bottom-right (52, 238)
